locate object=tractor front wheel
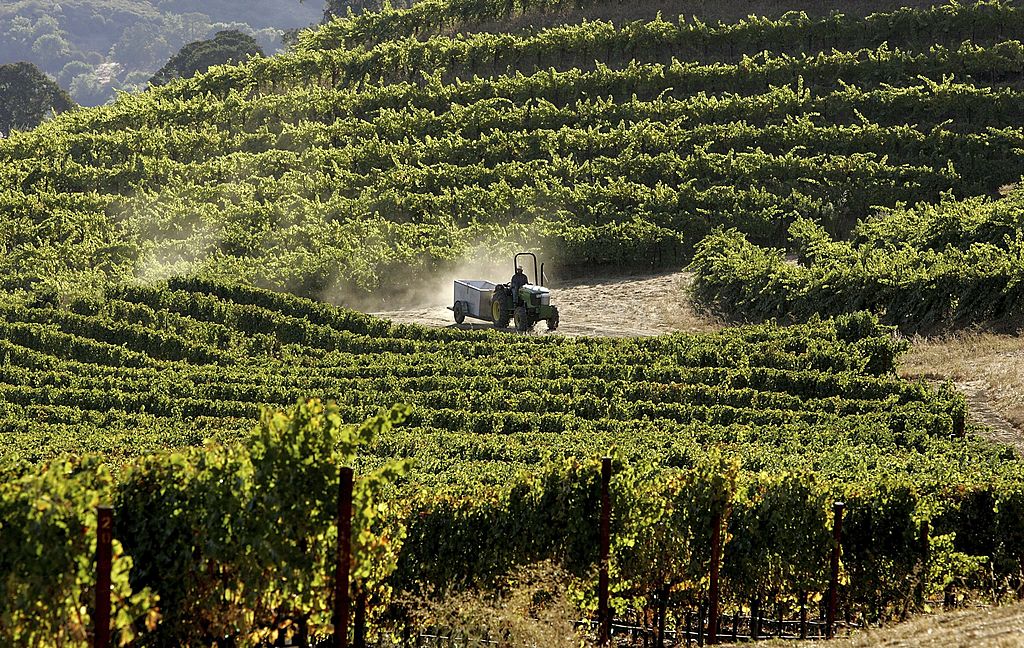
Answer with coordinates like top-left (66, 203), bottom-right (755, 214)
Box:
top-left (546, 307), bottom-right (559, 331)
top-left (491, 297), bottom-right (510, 329)
top-left (514, 306), bottom-right (532, 332)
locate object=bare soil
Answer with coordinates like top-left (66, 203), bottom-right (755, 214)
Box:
top-left (371, 271), bottom-right (720, 338)
top-left (740, 603), bottom-right (1024, 648)
top-left (902, 333), bottom-right (1024, 454)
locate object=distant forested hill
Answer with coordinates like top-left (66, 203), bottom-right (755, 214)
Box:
top-left (0, 0), bottom-right (327, 106)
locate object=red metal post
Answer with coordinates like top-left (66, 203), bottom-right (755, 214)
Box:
top-left (707, 511), bottom-right (722, 645)
top-left (826, 502), bottom-right (845, 640)
top-left (335, 467), bottom-right (354, 648)
top-left (94, 506), bottom-right (113, 648)
top-left (598, 457), bottom-right (612, 645)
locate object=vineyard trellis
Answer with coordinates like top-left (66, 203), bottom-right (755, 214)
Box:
top-left (691, 190), bottom-right (1024, 331)
top-left (79, 455), bottom-right (963, 647)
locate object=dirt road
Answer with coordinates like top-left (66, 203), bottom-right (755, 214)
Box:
top-left (902, 335), bottom-right (1024, 454)
top-left (371, 271), bottom-right (719, 338)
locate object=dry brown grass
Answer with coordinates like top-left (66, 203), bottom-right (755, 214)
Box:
top-left (406, 561), bottom-right (594, 647)
top-left (734, 603), bottom-right (1024, 648)
top-left (902, 333), bottom-right (1024, 434)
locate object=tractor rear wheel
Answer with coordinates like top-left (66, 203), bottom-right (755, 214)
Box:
top-left (514, 306), bottom-right (532, 332)
top-left (546, 307), bottom-right (559, 331)
top-left (491, 297), bottom-right (510, 329)
top-left (453, 301), bottom-right (466, 324)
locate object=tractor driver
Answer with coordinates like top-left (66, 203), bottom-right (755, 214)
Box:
top-left (511, 266), bottom-right (529, 303)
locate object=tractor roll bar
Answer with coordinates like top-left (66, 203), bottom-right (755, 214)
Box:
top-left (514, 252), bottom-right (541, 286)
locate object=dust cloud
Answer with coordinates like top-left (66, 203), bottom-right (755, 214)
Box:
top-left (132, 222), bottom-right (221, 284)
top-left (317, 241), bottom-right (544, 312)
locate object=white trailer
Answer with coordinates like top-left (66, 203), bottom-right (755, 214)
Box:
top-left (449, 279), bottom-right (496, 324)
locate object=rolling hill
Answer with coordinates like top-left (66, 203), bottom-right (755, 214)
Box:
top-left (2, 0), bottom-right (1024, 644)
top-left (0, 0), bottom-right (325, 105)
top-left (2, 0), bottom-right (1023, 320)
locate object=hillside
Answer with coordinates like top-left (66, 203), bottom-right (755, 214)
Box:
top-left (0, 0), bottom-right (325, 106)
top-left (0, 281), bottom-right (976, 472)
top-left (3, 0), bottom-right (1024, 644)
top-left (1, 0), bottom-right (1023, 313)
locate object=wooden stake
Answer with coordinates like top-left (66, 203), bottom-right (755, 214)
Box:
top-left (598, 457), bottom-right (612, 645)
top-left (707, 511), bottom-right (722, 645)
top-left (94, 506), bottom-right (113, 648)
top-left (334, 467), bottom-right (354, 648)
top-left (826, 502), bottom-right (845, 640)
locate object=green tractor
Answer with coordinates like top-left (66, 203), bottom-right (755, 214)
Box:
top-left (489, 253), bottom-right (559, 332)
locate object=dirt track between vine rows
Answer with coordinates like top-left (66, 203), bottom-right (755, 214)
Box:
top-left (741, 602), bottom-right (1024, 648)
top-left (370, 271), bottom-right (719, 338)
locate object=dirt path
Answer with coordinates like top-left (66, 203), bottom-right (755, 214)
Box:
top-left (739, 603), bottom-right (1024, 648)
top-left (371, 271), bottom-right (720, 338)
top-left (902, 335), bottom-right (1024, 455)
top-left (958, 381), bottom-right (1024, 457)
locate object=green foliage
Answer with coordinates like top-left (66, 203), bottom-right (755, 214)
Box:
top-left (610, 456), bottom-right (736, 614)
top-left (994, 485), bottom-right (1024, 594)
top-left (840, 483), bottom-right (923, 622)
top-left (3, 3), bottom-right (1024, 292)
top-left (0, 281), bottom-right (980, 475)
top-left (926, 533), bottom-right (989, 603)
top-left (3, 0), bottom-right (1024, 636)
top-left (0, 281), bottom-right (1021, 640)
top-left (0, 61), bottom-right (75, 134)
top-left (113, 399), bottom-right (409, 645)
top-left (0, 458), bottom-right (158, 646)
top-left (304, 0), bottom-right (1024, 51)
top-left (691, 189), bottom-right (1024, 331)
top-left (724, 473), bottom-right (831, 605)
top-left (320, 0), bottom-right (401, 23)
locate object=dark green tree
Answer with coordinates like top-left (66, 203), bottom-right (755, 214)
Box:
top-left (0, 62), bottom-right (75, 135)
top-left (149, 29), bottom-right (263, 86)
top-left (309, 0), bottom-right (400, 23)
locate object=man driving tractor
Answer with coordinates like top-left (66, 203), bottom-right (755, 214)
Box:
top-left (511, 266), bottom-right (529, 302)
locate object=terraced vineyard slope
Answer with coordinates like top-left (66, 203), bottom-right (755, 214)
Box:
top-left (3, 0), bottom-right (1024, 644)
top-left (2, 281), bottom-right (1023, 643)
top-left (3, 1), bottom-right (1024, 302)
